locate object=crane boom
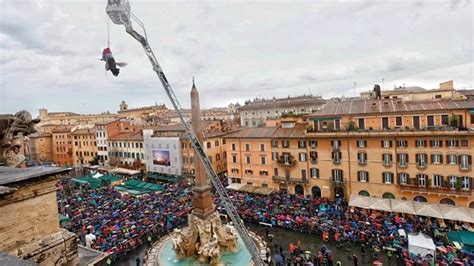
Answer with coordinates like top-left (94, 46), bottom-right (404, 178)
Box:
top-left (105, 2), bottom-right (264, 264)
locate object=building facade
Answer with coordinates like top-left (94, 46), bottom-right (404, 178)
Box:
top-left (226, 99), bottom-right (474, 207)
top-left (239, 95), bottom-right (326, 127)
top-left (37, 108), bottom-right (117, 131)
top-left (108, 130), bottom-right (145, 169)
top-left (29, 132), bottom-right (53, 163)
top-left (71, 128), bottom-right (98, 166)
top-left (52, 127), bottom-right (73, 167)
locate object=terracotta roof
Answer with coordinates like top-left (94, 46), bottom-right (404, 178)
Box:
top-left (225, 127), bottom-right (278, 139)
top-left (239, 95), bottom-right (325, 111)
top-left (71, 128), bottom-right (96, 135)
top-left (309, 99), bottom-right (474, 117)
top-left (272, 124), bottom-right (306, 138)
top-left (108, 131), bottom-right (143, 141)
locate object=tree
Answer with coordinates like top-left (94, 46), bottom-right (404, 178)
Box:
top-left (346, 121), bottom-right (358, 131)
top-left (89, 156), bottom-right (100, 166)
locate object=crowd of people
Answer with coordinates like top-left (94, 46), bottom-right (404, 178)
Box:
top-left (57, 179), bottom-right (193, 262)
top-left (57, 177), bottom-right (474, 265)
top-left (221, 190), bottom-right (474, 265)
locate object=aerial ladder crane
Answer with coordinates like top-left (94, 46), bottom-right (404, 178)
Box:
top-left (105, 1), bottom-right (265, 265)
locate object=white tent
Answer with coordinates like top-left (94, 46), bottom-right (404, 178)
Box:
top-left (349, 195), bottom-right (371, 209)
top-left (92, 172), bottom-right (103, 178)
top-left (391, 199), bottom-right (416, 215)
top-left (369, 197), bottom-right (391, 212)
top-left (440, 205), bottom-right (474, 223)
top-left (408, 232), bottom-right (435, 258)
top-left (413, 202), bottom-right (444, 219)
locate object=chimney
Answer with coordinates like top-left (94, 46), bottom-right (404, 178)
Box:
top-left (373, 84), bottom-right (382, 100)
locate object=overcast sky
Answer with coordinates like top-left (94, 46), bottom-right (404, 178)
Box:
top-left (0, 0), bottom-right (472, 116)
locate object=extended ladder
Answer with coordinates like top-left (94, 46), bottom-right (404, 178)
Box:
top-left (106, 1), bottom-right (264, 265)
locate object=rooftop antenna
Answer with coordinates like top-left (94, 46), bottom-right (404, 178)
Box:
top-left (105, 1), bottom-right (264, 264)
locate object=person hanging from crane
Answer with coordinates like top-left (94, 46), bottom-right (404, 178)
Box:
top-left (100, 14), bottom-right (127, 77)
top-left (100, 47), bottom-right (126, 76)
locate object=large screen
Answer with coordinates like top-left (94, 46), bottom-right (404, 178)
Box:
top-left (152, 150), bottom-right (171, 166)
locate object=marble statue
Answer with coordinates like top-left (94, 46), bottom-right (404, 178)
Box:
top-left (0, 111), bottom-right (40, 167)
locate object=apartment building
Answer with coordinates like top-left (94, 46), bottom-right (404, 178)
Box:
top-left (71, 128), bottom-right (98, 166)
top-left (226, 99), bottom-right (474, 207)
top-left (107, 130), bottom-right (145, 170)
top-left (143, 122), bottom-right (228, 180)
top-left (51, 127), bottom-right (73, 167)
top-left (29, 132), bottom-right (53, 163)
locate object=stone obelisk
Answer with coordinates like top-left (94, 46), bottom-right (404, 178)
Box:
top-left (171, 79), bottom-right (238, 265)
top-left (191, 78), bottom-right (215, 218)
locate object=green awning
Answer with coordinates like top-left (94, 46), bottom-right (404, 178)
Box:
top-left (447, 231), bottom-right (474, 252)
top-left (469, 109), bottom-right (474, 114)
top-left (114, 179), bottom-right (164, 196)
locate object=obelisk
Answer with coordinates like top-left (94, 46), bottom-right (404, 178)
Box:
top-left (190, 78), bottom-right (215, 218)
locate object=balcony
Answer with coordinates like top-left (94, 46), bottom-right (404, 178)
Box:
top-left (460, 165), bottom-right (472, 172)
top-left (310, 158), bottom-right (318, 164)
top-left (331, 179), bottom-right (345, 186)
top-left (272, 176), bottom-right (308, 184)
top-left (277, 155), bottom-right (296, 167)
top-left (399, 183), bottom-right (472, 196)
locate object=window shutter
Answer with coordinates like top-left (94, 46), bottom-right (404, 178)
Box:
top-left (339, 152), bottom-right (342, 160)
top-left (439, 141), bottom-right (443, 147)
top-left (389, 141), bottom-right (393, 147)
top-left (316, 169), bottom-right (319, 178)
top-left (397, 173), bottom-right (400, 184)
top-left (440, 155), bottom-right (443, 164)
top-left (358, 153), bottom-right (361, 161)
top-left (469, 155), bottom-right (472, 164)
top-left (364, 140), bottom-right (367, 147)
top-left (390, 154), bottom-right (393, 161)
top-left (470, 177), bottom-right (473, 189)
top-left (338, 140), bottom-right (342, 146)
top-left (331, 169), bottom-right (335, 179)
top-left (357, 172), bottom-right (361, 181)
top-left (381, 140), bottom-right (384, 147)
top-left (341, 169), bottom-right (344, 179)
top-left (331, 140), bottom-right (334, 146)
top-left (429, 141), bottom-right (433, 147)
top-left (458, 155), bottom-right (462, 164)
top-left (382, 154), bottom-right (384, 161)
top-left (366, 172), bottom-right (369, 183)
top-left (430, 154), bottom-right (434, 163)
top-left (415, 141), bottom-right (419, 148)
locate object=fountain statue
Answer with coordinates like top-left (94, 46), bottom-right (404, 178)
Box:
top-left (0, 111), bottom-right (40, 167)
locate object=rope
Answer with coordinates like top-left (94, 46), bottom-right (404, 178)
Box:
top-left (106, 15), bottom-right (110, 48)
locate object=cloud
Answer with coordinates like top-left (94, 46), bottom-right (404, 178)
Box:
top-left (0, 0), bottom-right (472, 116)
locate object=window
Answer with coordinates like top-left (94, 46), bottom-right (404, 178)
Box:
top-left (301, 169), bottom-right (306, 180)
top-left (415, 140), bottom-right (426, 148)
top-left (417, 174), bottom-right (427, 187)
top-left (397, 153), bottom-right (408, 167)
top-left (272, 152), bottom-right (279, 161)
top-left (310, 168), bottom-right (319, 178)
top-left (271, 140), bottom-right (278, 148)
top-left (460, 139), bottom-right (469, 147)
top-left (382, 117), bottom-right (389, 129)
top-left (441, 115), bottom-right (449, 126)
top-left (332, 151), bottom-right (342, 164)
top-left (430, 140), bottom-right (442, 148)
top-left (232, 155), bottom-right (237, 163)
top-left (309, 140), bottom-right (317, 148)
top-left (216, 154), bottom-right (221, 161)
top-left (293, 152), bottom-right (304, 162)
top-left (245, 169), bottom-right (253, 175)
top-left (447, 154), bottom-right (457, 164)
top-left (310, 151), bottom-right (318, 162)
top-left (358, 152), bottom-right (367, 165)
top-left (357, 140), bottom-right (367, 148)
top-left (298, 140), bottom-right (306, 148)
top-left (358, 171), bottom-right (369, 182)
top-left (446, 139), bottom-right (458, 148)
top-left (462, 176), bottom-right (470, 190)
top-left (449, 176), bottom-right (457, 189)
top-left (274, 168), bottom-right (279, 176)
top-left (282, 152), bottom-right (291, 164)
top-left (430, 174), bottom-right (442, 188)
top-left (332, 169), bottom-right (343, 183)
top-left (282, 140), bottom-right (289, 148)
top-left (431, 153), bottom-right (443, 164)
top-left (259, 170), bottom-right (268, 176)
top-left (383, 172), bottom-right (394, 184)
top-left (381, 140), bottom-right (392, 148)
top-left (245, 143), bottom-right (250, 151)
top-left (358, 118), bottom-right (365, 130)
top-left (332, 140), bottom-right (341, 150)
top-left (260, 144), bottom-right (265, 152)
top-left (382, 153), bottom-right (393, 166)
top-left (460, 154), bottom-right (472, 170)
top-left (335, 119), bottom-right (341, 130)
top-left (416, 153), bottom-right (427, 168)
top-left (399, 173), bottom-right (409, 185)
top-left (413, 116), bottom-right (420, 129)
top-left (396, 116), bottom-right (402, 127)
top-left (231, 143), bottom-right (236, 151)
top-left (245, 156), bottom-right (251, 164)
top-left (261, 157), bottom-right (266, 165)
top-left (397, 140), bottom-right (407, 148)
top-left (231, 168), bottom-right (239, 174)
top-left (427, 115), bottom-right (434, 127)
